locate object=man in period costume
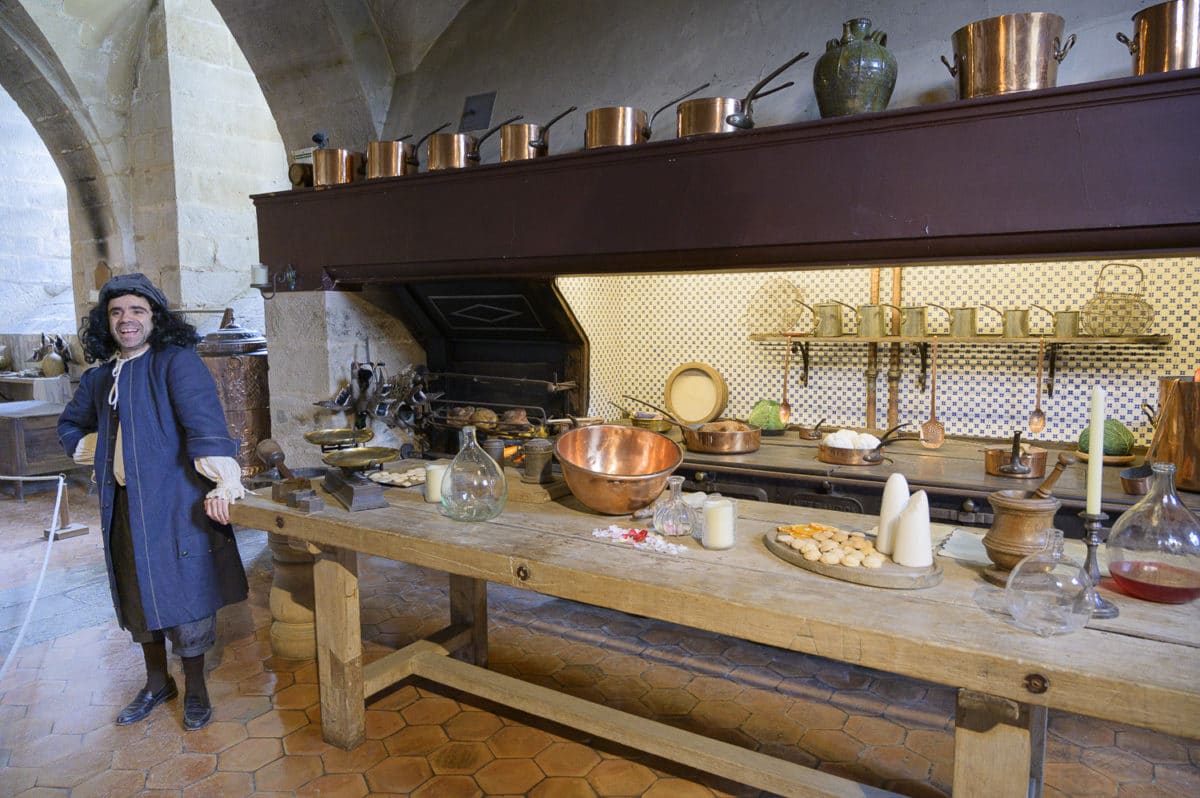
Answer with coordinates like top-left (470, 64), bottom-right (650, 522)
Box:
top-left (58, 273), bottom-right (247, 731)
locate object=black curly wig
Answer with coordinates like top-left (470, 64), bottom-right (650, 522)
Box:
top-left (79, 289), bottom-right (201, 363)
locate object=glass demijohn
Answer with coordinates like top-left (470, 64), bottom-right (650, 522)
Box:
top-left (1005, 529), bottom-right (1096, 637)
top-left (653, 475), bottom-right (695, 537)
top-left (1106, 462), bottom-right (1200, 604)
top-left (441, 426), bottom-right (507, 521)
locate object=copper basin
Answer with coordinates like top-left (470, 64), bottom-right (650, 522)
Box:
top-left (984, 445), bottom-right (1048, 478)
top-left (553, 425), bottom-right (682, 514)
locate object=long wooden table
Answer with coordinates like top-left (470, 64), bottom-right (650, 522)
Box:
top-left (230, 482), bottom-right (1199, 798)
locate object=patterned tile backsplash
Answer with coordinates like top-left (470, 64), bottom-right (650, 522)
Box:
top-left (558, 257), bottom-right (1199, 448)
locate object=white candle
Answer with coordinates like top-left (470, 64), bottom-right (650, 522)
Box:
top-left (892, 490), bottom-right (933, 568)
top-left (425, 463), bottom-right (449, 503)
top-left (702, 498), bottom-right (736, 550)
top-left (1085, 386), bottom-right (1105, 515)
top-left (251, 263), bottom-right (269, 286)
top-left (876, 472), bottom-right (909, 556)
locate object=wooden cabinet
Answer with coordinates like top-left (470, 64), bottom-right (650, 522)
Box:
top-left (0, 401), bottom-right (78, 500)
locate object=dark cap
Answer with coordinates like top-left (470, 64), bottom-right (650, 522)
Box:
top-left (98, 272), bottom-right (170, 312)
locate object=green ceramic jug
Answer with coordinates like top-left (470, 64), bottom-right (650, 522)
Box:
top-left (813, 18), bottom-right (898, 118)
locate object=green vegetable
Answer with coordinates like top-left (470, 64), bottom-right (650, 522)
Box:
top-left (1078, 419), bottom-right (1135, 456)
top-left (748, 399), bottom-right (786, 430)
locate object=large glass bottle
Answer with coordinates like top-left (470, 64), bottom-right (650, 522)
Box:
top-left (1005, 529), bottom-right (1095, 637)
top-left (653, 475), bottom-right (695, 537)
top-left (441, 426), bottom-right (507, 521)
top-left (1106, 462), bottom-right (1200, 604)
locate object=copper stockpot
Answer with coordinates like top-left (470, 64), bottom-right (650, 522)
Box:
top-left (941, 13), bottom-right (1076, 99)
top-left (312, 147), bottom-right (359, 187)
top-left (1117, 0), bottom-right (1200, 75)
top-left (428, 116), bottom-right (522, 170)
top-left (675, 50), bottom-right (808, 137)
top-left (500, 106), bottom-right (576, 162)
top-left (585, 84), bottom-right (709, 149)
top-left (365, 138), bottom-right (415, 179)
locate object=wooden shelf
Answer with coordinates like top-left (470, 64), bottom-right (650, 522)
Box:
top-left (749, 334), bottom-right (1172, 346)
top-left (252, 70), bottom-right (1200, 287)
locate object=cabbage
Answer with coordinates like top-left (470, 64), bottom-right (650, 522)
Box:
top-left (1078, 419), bottom-right (1135, 456)
top-left (748, 399), bottom-right (786, 430)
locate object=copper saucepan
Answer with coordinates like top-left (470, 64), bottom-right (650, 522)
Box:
top-left (428, 116), bottom-right (523, 170)
top-left (310, 131), bottom-right (360, 187)
top-left (623, 395), bottom-right (760, 454)
top-left (585, 83), bottom-right (710, 149)
top-left (676, 50), bottom-right (809, 137)
top-left (366, 135), bottom-right (414, 179)
top-left (500, 106), bottom-right (577, 162)
top-left (817, 423), bottom-right (909, 465)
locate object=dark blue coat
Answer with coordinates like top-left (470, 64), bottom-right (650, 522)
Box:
top-left (58, 345), bottom-right (248, 631)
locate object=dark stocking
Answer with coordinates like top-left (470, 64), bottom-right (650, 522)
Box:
top-left (181, 654), bottom-right (208, 704)
top-left (142, 640), bottom-right (169, 693)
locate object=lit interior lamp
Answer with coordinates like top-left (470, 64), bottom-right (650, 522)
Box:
top-left (251, 264), bottom-right (296, 300)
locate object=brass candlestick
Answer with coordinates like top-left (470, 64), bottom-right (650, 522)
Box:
top-left (1079, 511), bottom-right (1119, 619)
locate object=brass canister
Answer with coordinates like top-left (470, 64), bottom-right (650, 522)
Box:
top-left (198, 312), bottom-right (271, 477)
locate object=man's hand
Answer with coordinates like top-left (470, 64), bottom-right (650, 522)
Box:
top-left (204, 496), bottom-right (230, 525)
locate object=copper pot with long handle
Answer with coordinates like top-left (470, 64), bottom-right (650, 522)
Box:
top-left (676, 50), bottom-right (809, 137)
top-left (310, 131), bottom-right (360, 187)
top-left (365, 135), bottom-right (414, 179)
top-left (500, 106), bottom-right (577, 162)
top-left (428, 115), bottom-right (523, 170)
top-left (585, 83), bottom-right (710, 149)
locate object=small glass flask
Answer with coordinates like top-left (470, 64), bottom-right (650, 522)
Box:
top-left (1107, 462), bottom-right (1200, 604)
top-left (1005, 529), bottom-right (1096, 637)
top-left (653, 475), bottom-right (695, 537)
top-left (441, 426), bottom-right (507, 521)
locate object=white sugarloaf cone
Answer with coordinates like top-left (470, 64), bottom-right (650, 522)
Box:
top-left (892, 490), bottom-right (933, 568)
top-left (876, 472), bottom-right (909, 556)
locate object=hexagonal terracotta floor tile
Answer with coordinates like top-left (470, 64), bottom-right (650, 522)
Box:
top-left (443, 710), bottom-right (504, 741)
top-left (427, 740), bottom-right (494, 774)
top-left (252, 753), bottom-right (324, 792)
top-left (529, 775), bottom-right (600, 797)
top-left (535, 741), bottom-right (601, 777)
top-left (586, 758), bottom-right (658, 795)
top-left (217, 736), bottom-right (283, 772)
top-left (322, 739), bottom-right (388, 772)
top-left (474, 757), bottom-right (546, 793)
top-left (844, 715), bottom-right (905, 746)
top-left (486, 724), bottom-right (556, 759)
top-left (402, 696), bottom-right (462, 726)
top-left (180, 769), bottom-right (253, 798)
top-left (245, 708), bottom-right (309, 738)
top-left (385, 724), bottom-right (451, 757)
top-left (410, 773), bottom-right (484, 797)
top-left (365, 754), bottom-right (434, 793)
top-left (294, 772), bottom-right (369, 797)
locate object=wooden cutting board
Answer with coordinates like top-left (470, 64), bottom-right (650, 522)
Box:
top-left (763, 533), bottom-right (943, 589)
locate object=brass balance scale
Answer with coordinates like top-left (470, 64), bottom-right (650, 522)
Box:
top-left (304, 427), bottom-right (400, 511)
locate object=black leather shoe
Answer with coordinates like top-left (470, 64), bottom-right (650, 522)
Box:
top-left (115, 678), bottom-right (178, 725)
top-left (182, 694), bottom-right (213, 731)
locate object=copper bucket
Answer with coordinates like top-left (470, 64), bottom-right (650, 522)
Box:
top-left (941, 13), bottom-right (1076, 99)
top-left (1117, 0), bottom-right (1200, 75)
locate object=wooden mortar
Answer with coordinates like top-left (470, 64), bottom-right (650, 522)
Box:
top-left (981, 452), bottom-right (1076, 585)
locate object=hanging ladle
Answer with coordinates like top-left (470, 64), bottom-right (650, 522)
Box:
top-left (919, 337), bottom-right (945, 448)
top-left (1029, 338), bottom-right (1047, 433)
top-left (778, 343), bottom-right (792, 425)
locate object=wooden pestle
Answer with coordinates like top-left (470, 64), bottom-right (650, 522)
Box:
top-left (256, 438), bottom-right (295, 480)
top-left (1032, 452), bottom-right (1077, 499)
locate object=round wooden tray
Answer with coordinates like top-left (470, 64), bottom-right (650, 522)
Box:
top-left (664, 362), bottom-right (728, 425)
top-left (1075, 450), bottom-right (1136, 465)
top-left (763, 533), bottom-right (943, 589)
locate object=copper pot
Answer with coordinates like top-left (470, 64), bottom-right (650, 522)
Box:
top-left (984, 443), bottom-right (1048, 478)
top-left (1117, 0), bottom-right (1200, 75)
top-left (365, 137), bottom-right (415, 179)
top-left (312, 148), bottom-right (359, 187)
top-left (553, 425), bottom-right (682, 515)
top-left (816, 424), bottom-right (908, 465)
top-left (585, 84), bottom-right (709, 149)
top-left (681, 423), bottom-right (761, 454)
top-left (941, 13), bottom-right (1076, 99)
top-left (676, 50), bottom-right (808, 137)
top-left (500, 106), bottom-right (576, 162)
top-left (428, 116), bottom-right (522, 170)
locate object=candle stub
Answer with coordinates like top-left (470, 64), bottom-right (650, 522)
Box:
top-left (424, 463), bottom-right (449, 504)
top-left (702, 498), bottom-right (736, 550)
top-left (251, 263), bottom-right (269, 286)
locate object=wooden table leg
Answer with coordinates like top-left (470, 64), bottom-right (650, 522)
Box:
top-left (953, 689), bottom-right (1046, 798)
top-left (313, 545), bottom-right (364, 749)
top-left (448, 574), bottom-right (488, 667)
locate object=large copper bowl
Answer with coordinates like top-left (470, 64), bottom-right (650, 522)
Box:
top-left (554, 425), bottom-right (682, 514)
